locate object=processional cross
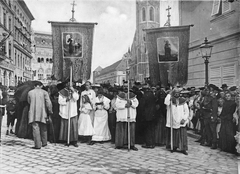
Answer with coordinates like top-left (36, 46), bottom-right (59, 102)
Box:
top-left (164, 6), bottom-right (171, 27)
top-left (69, 1), bottom-right (77, 22)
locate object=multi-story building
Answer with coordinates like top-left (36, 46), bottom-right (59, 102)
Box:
top-left (13, 0), bottom-right (34, 85)
top-left (93, 58), bottom-right (128, 86)
top-left (92, 66), bottom-right (102, 84)
top-left (0, 0), bottom-right (15, 86)
top-left (129, 0), bottom-right (160, 84)
top-left (31, 31), bottom-right (53, 86)
top-left (179, 0), bottom-right (240, 87)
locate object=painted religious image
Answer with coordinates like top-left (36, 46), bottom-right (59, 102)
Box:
top-left (157, 37), bottom-right (179, 63)
top-left (62, 32), bottom-right (83, 58)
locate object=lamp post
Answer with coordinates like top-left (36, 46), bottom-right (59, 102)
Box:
top-left (200, 37), bottom-right (213, 86)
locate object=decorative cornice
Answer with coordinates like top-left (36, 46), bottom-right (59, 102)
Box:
top-left (189, 31), bottom-right (240, 51)
top-left (13, 41), bottom-right (32, 58)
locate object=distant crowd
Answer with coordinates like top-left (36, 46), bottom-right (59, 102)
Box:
top-left (0, 80), bottom-right (239, 155)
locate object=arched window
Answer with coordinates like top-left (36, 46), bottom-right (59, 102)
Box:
top-left (50, 59), bottom-right (53, 63)
top-left (46, 58), bottom-right (49, 63)
top-left (142, 7), bottom-right (146, 22)
top-left (38, 68), bottom-right (44, 80)
top-left (37, 57), bottom-right (41, 63)
top-left (149, 7), bottom-right (154, 21)
top-left (41, 58), bottom-right (44, 62)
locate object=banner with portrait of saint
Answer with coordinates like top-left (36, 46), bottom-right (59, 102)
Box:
top-left (157, 37), bottom-right (179, 63)
top-left (50, 21), bottom-right (97, 82)
top-left (62, 32), bottom-right (83, 58)
top-left (144, 25), bottom-right (192, 87)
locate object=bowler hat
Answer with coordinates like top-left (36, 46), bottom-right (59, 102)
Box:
top-left (221, 84), bottom-right (228, 89)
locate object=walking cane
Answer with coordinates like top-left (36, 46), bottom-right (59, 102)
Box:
top-left (67, 65), bottom-right (73, 146)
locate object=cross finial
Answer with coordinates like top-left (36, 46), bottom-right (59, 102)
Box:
top-left (164, 5), bottom-right (171, 27)
top-left (70, 1), bottom-right (77, 22)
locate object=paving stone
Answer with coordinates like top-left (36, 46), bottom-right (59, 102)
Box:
top-left (0, 115), bottom-right (238, 174)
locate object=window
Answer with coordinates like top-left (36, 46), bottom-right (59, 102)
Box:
top-left (211, 0), bottom-right (231, 16)
top-left (46, 58), bottom-right (49, 63)
top-left (50, 58), bottom-right (53, 63)
top-left (38, 68), bottom-right (44, 80)
top-left (149, 7), bottom-right (154, 21)
top-left (14, 51), bottom-right (16, 65)
top-left (8, 16), bottom-right (11, 31)
top-left (38, 74), bottom-right (43, 80)
top-left (142, 7), bottom-right (146, 22)
top-left (8, 42), bottom-right (11, 59)
top-left (209, 63), bottom-right (236, 87)
top-left (0, 6), bottom-right (2, 24)
top-left (41, 58), bottom-right (44, 62)
top-left (3, 11), bottom-right (6, 28)
top-left (38, 57), bottom-right (41, 63)
top-left (17, 55), bottom-right (19, 67)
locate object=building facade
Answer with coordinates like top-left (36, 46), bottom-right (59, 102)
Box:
top-left (0, 0), bottom-right (15, 86)
top-left (13, 0), bottom-right (34, 85)
top-left (179, 0), bottom-right (240, 87)
top-left (31, 31), bottom-right (53, 86)
top-left (93, 58), bottom-right (127, 86)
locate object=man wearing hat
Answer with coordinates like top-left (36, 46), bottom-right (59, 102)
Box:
top-left (164, 87), bottom-right (190, 155)
top-left (132, 81), bottom-right (145, 144)
top-left (201, 87), bottom-right (218, 149)
top-left (221, 84), bottom-right (228, 91)
top-left (141, 84), bottom-right (156, 148)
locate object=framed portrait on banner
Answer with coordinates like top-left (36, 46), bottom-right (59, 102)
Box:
top-left (157, 37), bottom-right (179, 63)
top-left (62, 32), bottom-right (83, 58)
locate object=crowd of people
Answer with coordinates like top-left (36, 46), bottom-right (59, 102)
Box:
top-left (0, 80), bottom-right (239, 155)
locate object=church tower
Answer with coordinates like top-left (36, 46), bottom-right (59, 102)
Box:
top-left (131, 0), bottom-right (160, 83)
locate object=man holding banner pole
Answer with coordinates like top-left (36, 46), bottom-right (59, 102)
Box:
top-left (58, 77), bottom-right (79, 147)
top-left (164, 87), bottom-right (189, 155)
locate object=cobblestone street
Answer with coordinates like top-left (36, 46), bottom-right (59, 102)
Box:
top-left (0, 116), bottom-right (238, 174)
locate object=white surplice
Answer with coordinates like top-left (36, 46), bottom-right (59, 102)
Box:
top-left (92, 96), bottom-right (111, 141)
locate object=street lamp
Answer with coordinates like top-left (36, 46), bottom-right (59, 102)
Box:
top-left (200, 37), bottom-right (213, 86)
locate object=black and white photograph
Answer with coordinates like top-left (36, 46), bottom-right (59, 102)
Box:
top-left (0, 0), bottom-right (239, 174)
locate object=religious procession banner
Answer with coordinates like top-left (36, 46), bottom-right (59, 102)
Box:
top-left (49, 21), bottom-right (97, 82)
top-left (144, 25), bottom-right (192, 87)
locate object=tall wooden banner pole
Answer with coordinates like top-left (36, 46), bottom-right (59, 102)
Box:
top-left (170, 101), bottom-right (173, 152)
top-left (127, 70), bottom-right (130, 152)
top-left (67, 64), bottom-right (73, 146)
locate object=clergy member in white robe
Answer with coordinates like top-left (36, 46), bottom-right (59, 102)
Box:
top-left (58, 83), bottom-right (79, 147)
top-left (115, 88), bottom-right (139, 151)
top-left (165, 87), bottom-right (189, 155)
top-left (89, 89), bottom-right (111, 145)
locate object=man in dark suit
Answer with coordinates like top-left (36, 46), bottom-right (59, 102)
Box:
top-left (141, 85), bottom-right (156, 148)
top-left (201, 87), bottom-right (218, 149)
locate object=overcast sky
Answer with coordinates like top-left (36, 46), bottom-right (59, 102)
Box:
top-left (24, 0), bottom-right (178, 71)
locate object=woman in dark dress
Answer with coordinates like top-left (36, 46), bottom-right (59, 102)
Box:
top-left (48, 85), bottom-right (61, 143)
top-left (219, 91), bottom-right (237, 153)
